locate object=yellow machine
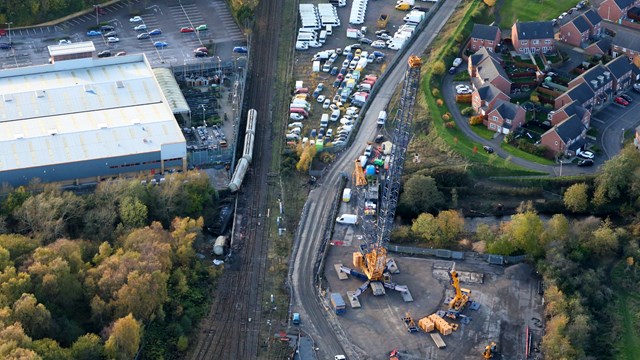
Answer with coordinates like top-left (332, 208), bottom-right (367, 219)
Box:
top-left (353, 159), bottom-right (367, 186)
top-left (449, 265), bottom-right (471, 311)
top-left (483, 342), bottom-right (497, 359)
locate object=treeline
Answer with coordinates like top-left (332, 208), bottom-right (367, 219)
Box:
top-left (0, 171), bottom-right (220, 359)
top-left (0, 0), bottom-right (103, 27)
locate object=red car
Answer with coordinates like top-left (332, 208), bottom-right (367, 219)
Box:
top-left (180, 27), bottom-right (195, 33)
top-left (194, 47), bottom-right (208, 53)
top-left (614, 96), bottom-right (629, 106)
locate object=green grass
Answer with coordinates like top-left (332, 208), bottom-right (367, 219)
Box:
top-left (498, 0), bottom-right (578, 28)
top-left (611, 263), bottom-right (640, 359)
top-left (423, 0), bottom-right (545, 176)
top-left (471, 124), bottom-right (496, 140)
top-left (500, 142), bottom-right (555, 165)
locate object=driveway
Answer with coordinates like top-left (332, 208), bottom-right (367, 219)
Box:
top-left (590, 90), bottom-right (640, 160)
top-left (442, 74), bottom-right (595, 176)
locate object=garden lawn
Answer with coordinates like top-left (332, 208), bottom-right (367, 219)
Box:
top-left (498, 0), bottom-right (578, 28)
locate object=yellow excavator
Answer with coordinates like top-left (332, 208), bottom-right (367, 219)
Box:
top-left (449, 265), bottom-right (471, 311)
top-left (483, 342), bottom-right (497, 359)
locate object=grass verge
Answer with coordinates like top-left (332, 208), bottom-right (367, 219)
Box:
top-left (500, 143), bottom-right (556, 165)
top-left (498, 0), bottom-right (578, 28)
top-left (611, 262), bottom-right (640, 359)
top-left (471, 124), bottom-right (496, 140)
top-left (421, 0), bottom-right (546, 177)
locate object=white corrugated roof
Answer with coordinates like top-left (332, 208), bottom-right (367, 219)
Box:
top-left (152, 68), bottom-right (190, 114)
top-left (48, 41), bottom-right (96, 57)
top-left (0, 54), bottom-right (185, 172)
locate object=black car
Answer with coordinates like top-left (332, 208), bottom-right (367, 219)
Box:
top-left (194, 51), bottom-right (208, 58)
top-left (104, 31), bottom-right (117, 37)
top-left (374, 134), bottom-right (385, 143)
top-left (100, 25), bottom-right (115, 32)
top-left (359, 38), bottom-right (373, 44)
top-left (412, 6), bottom-right (428, 11)
top-left (521, 102), bottom-right (534, 111)
top-left (0, 43), bottom-right (12, 49)
top-left (97, 50), bottom-right (111, 58)
top-left (448, 67), bottom-right (456, 74)
top-left (483, 145), bottom-right (494, 154)
top-left (577, 159), bottom-right (594, 167)
top-left (620, 94), bottom-right (633, 103)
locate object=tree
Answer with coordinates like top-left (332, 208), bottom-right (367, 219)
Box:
top-left (0, 267), bottom-right (32, 307)
top-left (563, 183), bottom-right (589, 212)
top-left (583, 221), bottom-right (619, 257)
top-left (71, 334), bottom-right (105, 360)
top-left (104, 314), bottom-right (141, 360)
top-left (11, 294), bottom-right (52, 340)
top-left (411, 213), bottom-right (439, 243)
top-left (399, 175), bottom-right (444, 217)
top-left (0, 246), bottom-right (11, 271)
top-left (296, 145), bottom-right (316, 173)
top-left (434, 210), bottom-right (464, 244)
top-left (501, 211), bottom-right (545, 258)
top-left (540, 214), bottom-right (569, 247)
top-left (0, 234), bottom-right (39, 264)
top-left (118, 197), bottom-right (148, 229)
top-left (432, 60), bottom-right (445, 76)
top-left (0, 322), bottom-right (36, 359)
top-left (32, 338), bottom-right (70, 360)
top-left (593, 145), bottom-right (640, 207)
top-left (542, 314), bottom-right (577, 359)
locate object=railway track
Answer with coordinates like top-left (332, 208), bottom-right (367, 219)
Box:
top-left (189, 0), bottom-right (282, 358)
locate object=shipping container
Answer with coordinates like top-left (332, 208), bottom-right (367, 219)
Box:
top-left (331, 293), bottom-right (346, 315)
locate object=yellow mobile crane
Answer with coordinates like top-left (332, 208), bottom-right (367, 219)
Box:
top-left (483, 342), bottom-right (497, 359)
top-left (449, 265), bottom-right (471, 312)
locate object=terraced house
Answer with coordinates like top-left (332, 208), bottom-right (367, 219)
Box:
top-left (511, 21), bottom-right (555, 54)
top-left (467, 24), bottom-right (502, 52)
top-left (467, 47), bottom-right (512, 94)
top-left (598, 0), bottom-right (640, 22)
top-left (484, 100), bottom-right (526, 134)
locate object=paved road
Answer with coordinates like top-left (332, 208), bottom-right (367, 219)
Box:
top-left (442, 74), bottom-right (598, 176)
top-left (290, 1), bottom-right (466, 359)
top-left (591, 90), bottom-right (640, 160)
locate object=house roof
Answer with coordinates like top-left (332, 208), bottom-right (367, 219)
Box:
top-left (470, 24), bottom-right (500, 41)
top-left (611, 28), bottom-right (640, 52)
top-left (470, 53), bottom-right (484, 66)
top-left (491, 100), bottom-right (521, 120)
top-left (612, 0), bottom-right (635, 10)
top-left (582, 9), bottom-right (602, 27)
top-left (477, 58), bottom-right (511, 84)
top-left (563, 82), bottom-right (596, 107)
top-left (593, 37), bottom-right (611, 52)
top-left (514, 21), bottom-right (555, 40)
top-left (605, 55), bottom-right (634, 79)
top-left (558, 100), bottom-right (589, 122)
top-left (570, 16), bottom-right (591, 33)
top-left (576, 64), bottom-right (611, 91)
top-left (555, 115), bottom-right (586, 143)
top-left (476, 83), bottom-right (506, 102)
top-left (629, 7), bottom-right (640, 18)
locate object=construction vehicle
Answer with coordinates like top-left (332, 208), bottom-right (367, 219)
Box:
top-left (401, 312), bottom-right (419, 333)
top-left (449, 264), bottom-right (471, 312)
top-left (483, 342), bottom-right (497, 359)
top-left (341, 56), bottom-right (422, 300)
top-left (389, 349), bottom-right (400, 360)
top-left (377, 14), bottom-right (389, 28)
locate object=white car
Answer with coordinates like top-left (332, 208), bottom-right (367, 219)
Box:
top-left (134, 24), bottom-right (147, 31)
top-left (577, 150), bottom-right (595, 159)
top-left (106, 37), bottom-right (119, 43)
top-left (129, 16), bottom-right (143, 23)
top-left (317, 95), bottom-right (326, 103)
top-left (455, 84), bottom-right (472, 94)
top-left (371, 40), bottom-right (386, 49)
top-left (452, 57), bottom-right (462, 67)
top-left (290, 113), bottom-right (304, 121)
top-left (295, 41), bottom-right (309, 51)
top-left (58, 39), bottom-right (72, 45)
top-left (377, 33), bottom-right (391, 40)
top-left (323, 99), bottom-right (331, 109)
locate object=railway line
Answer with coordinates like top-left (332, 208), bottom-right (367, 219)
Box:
top-left (189, 0), bottom-right (282, 358)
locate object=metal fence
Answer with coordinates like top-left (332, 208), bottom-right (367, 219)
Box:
top-left (387, 244), bottom-right (528, 265)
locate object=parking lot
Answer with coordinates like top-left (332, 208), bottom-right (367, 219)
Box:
top-left (290, 0), bottom-right (437, 145)
top-left (0, 0), bottom-right (247, 69)
top-left (590, 89), bottom-right (640, 161)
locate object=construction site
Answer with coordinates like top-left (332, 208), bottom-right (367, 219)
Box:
top-left (319, 56), bottom-right (545, 360)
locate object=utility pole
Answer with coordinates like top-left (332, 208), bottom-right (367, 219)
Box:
top-left (93, 4), bottom-right (100, 26)
top-left (5, 22), bottom-right (12, 44)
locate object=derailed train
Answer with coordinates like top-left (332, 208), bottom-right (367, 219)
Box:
top-left (228, 109), bottom-right (257, 192)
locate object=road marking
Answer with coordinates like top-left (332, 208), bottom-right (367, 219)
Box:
top-left (591, 117), bottom-right (604, 124)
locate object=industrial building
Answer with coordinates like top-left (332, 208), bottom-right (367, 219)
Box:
top-left (0, 54), bottom-right (187, 187)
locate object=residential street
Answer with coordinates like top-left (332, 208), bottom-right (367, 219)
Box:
top-left (442, 73), bottom-right (597, 176)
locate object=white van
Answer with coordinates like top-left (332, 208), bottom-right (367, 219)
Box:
top-left (299, 28), bottom-right (318, 35)
top-left (325, 25), bottom-right (333, 35)
top-left (297, 33), bottom-right (316, 42)
top-left (319, 30), bottom-right (327, 43)
top-left (377, 110), bottom-right (387, 127)
top-left (336, 214), bottom-right (357, 225)
top-left (320, 114), bottom-right (329, 127)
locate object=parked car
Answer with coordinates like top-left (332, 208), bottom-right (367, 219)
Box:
top-left (134, 24), bottom-right (147, 31)
top-left (129, 16), bottom-right (143, 23)
top-left (115, 51), bottom-right (127, 57)
top-left (317, 95), bottom-right (326, 103)
top-left (0, 43), bottom-right (12, 49)
top-left (106, 37), bottom-right (119, 43)
top-left (97, 50), bottom-right (111, 58)
top-left (233, 46), bottom-right (248, 53)
top-left (619, 94), bottom-right (633, 103)
top-left (290, 113), bottom-right (304, 121)
top-left (196, 24), bottom-right (208, 31)
top-left (376, 33), bottom-right (391, 40)
top-left (448, 67), bottom-right (457, 75)
top-left (577, 159), bottom-right (594, 167)
top-left (104, 31), bottom-right (117, 37)
top-left (58, 39), bottom-right (72, 45)
top-left (634, 83), bottom-right (640, 93)
top-left (359, 37), bottom-right (373, 44)
top-left (180, 27), bottom-right (195, 33)
top-left (483, 145), bottom-right (494, 154)
top-left (154, 41), bottom-right (168, 48)
top-left (86, 30), bottom-right (102, 36)
top-left (137, 33), bottom-right (150, 40)
top-left (371, 40), bottom-right (386, 49)
top-left (577, 150), bottom-right (595, 159)
top-left (148, 29), bottom-right (162, 35)
top-left (455, 84), bottom-right (472, 95)
top-left (614, 97), bottom-right (629, 106)
top-left (374, 134), bottom-right (385, 143)
top-left (99, 25), bottom-right (114, 32)
top-left (194, 51), bottom-right (207, 57)
top-left (323, 99), bottom-right (331, 109)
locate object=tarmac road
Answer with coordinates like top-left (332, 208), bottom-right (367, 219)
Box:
top-left (290, 0), bottom-right (464, 359)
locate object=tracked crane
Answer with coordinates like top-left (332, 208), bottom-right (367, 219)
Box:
top-left (448, 264), bottom-right (471, 312)
top-left (341, 56), bottom-right (422, 300)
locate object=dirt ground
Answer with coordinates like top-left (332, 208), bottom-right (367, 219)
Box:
top-left (325, 218), bottom-right (545, 360)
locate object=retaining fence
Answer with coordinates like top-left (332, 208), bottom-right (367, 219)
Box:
top-left (387, 244), bottom-right (527, 265)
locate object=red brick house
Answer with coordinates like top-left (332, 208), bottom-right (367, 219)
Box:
top-left (559, 16), bottom-right (591, 47)
top-left (568, 63), bottom-right (614, 109)
top-left (635, 125), bottom-right (640, 149)
top-left (584, 38), bottom-right (610, 56)
top-left (485, 100), bottom-right (526, 134)
top-left (549, 100), bottom-right (591, 127)
top-left (468, 24), bottom-right (502, 52)
top-left (610, 27), bottom-right (640, 61)
top-left (606, 55), bottom-right (635, 92)
top-left (598, 0), bottom-right (639, 22)
top-left (582, 9), bottom-right (603, 37)
top-left (540, 115), bottom-right (588, 156)
top-left (511, 21), bottom-right (555, 54)
top-left (468, 48), bottom-right (512, 94)
top-left (471, 83), bottom-right (510, 115)
top-left (555, 82), bottom-right (597, 110)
